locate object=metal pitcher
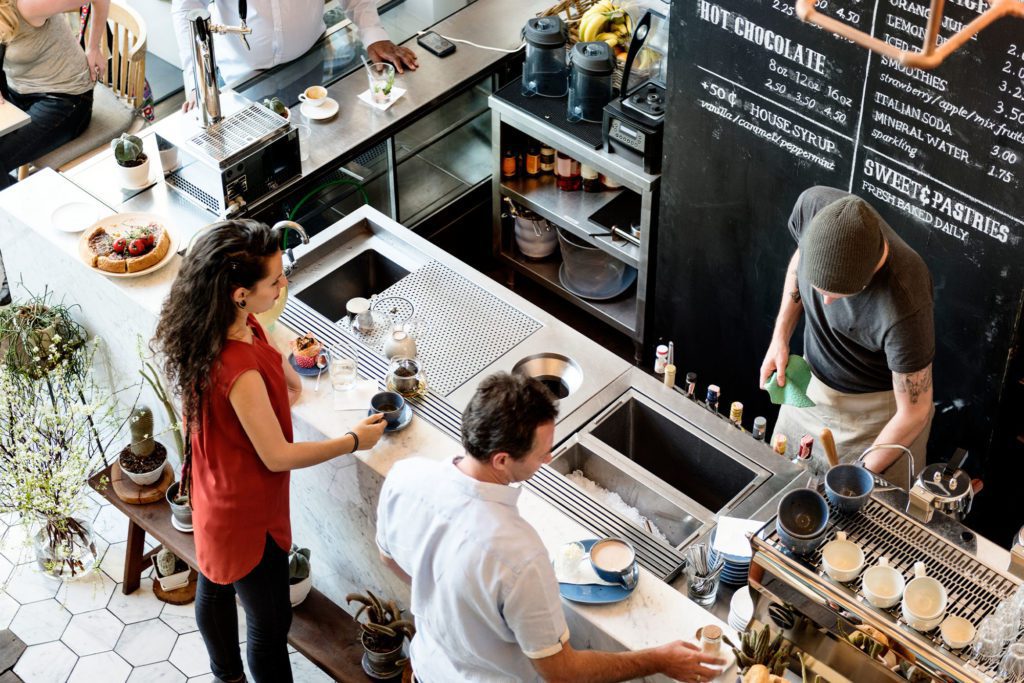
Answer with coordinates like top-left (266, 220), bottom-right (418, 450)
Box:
top-left (907, 448), bottom-right (974, 523)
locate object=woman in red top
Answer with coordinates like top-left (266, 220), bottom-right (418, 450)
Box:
top-left (153, 220), bottom-right (385, 682)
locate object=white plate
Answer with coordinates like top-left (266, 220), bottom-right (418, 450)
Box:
top-left (50, 202), bottom-right (107, 233)
top-left (78, 212), bottom-right (179, 279)
top-left (300, 97), bottom-right (339, 121)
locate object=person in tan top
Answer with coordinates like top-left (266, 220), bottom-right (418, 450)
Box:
top-left (0, 0), bottom-right (109, 189)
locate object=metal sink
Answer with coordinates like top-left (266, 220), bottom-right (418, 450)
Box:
top-left (294, 248), bottom-right (410, 323)
top-left (588, 392), bottom-right (760, 514)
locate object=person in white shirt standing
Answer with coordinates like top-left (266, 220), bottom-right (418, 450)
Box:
top-left (171, 0), bottom-right (417, 111)
top-left (376, 372), bottom-right (724, 683)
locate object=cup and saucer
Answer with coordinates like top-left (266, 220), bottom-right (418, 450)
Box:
top-left (555, 538), bottom-right (639, 604)
top-left (298, 85), bottom-right (338, 121)
top-left (369, 391), bottom-right (413, 432)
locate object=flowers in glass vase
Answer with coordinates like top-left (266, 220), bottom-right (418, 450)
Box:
top-left (0, 335), bottom-right (133, 578)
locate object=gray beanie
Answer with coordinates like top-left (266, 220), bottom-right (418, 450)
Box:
top-left (802, 196), bottom-right (885, 295)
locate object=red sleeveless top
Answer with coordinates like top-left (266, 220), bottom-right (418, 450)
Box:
top-left (190, 316), bottom-right (292, 584)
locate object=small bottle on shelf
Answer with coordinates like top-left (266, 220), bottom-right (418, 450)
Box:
top-left (501, 148), bottom-right (518, 179)
top-left (525, 145), bottom-right (541, 177)
top-left (706, 385), bottom-right (720, 413)
top-left (729, 401), bottom-right (743, 428)
top-left (599, 173), bottom-right (622, 190)
top-left (797, 434), bottom-right (814, 464)
top-left (555, 151), bottom-right (581, 191)
top-left (581, 164), bottom-right (601, 192)
top-left (663, 364), bottom-right (676, 389)
top-left (539, 145), bottom-right (556, 174)
top-left (752, 416), bottom-right (767, 441)
top-left (773, 433), bottom-right (788, 456)
top-left (654, 345), bottom-right (669, 375)
top-left (685, 372), bottom-right (697, 398)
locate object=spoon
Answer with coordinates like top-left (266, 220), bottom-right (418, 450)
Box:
top-left (314, 353), bottom-right (328, 392)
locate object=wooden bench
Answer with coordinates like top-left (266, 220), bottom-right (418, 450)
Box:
top-left (89, 466), bottom-right (371, 682)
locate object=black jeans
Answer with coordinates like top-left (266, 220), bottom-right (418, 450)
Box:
top-left (0, 88), bottom-right (93, 189)
top-left (195, 534), bottom-right (293, 683)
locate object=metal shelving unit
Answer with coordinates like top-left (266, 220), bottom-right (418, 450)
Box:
top-left (488, 93), bottom-right (660, 347)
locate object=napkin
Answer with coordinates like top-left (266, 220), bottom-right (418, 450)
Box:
top-left (712, 517), bottom-right (762, 559)
top-left (357, 87), bottom-right (406, 111)
top-left (552, 543), bottom-right (618, 586)
top-left (331, 379), bottom-right (379, 411)
top-left (764, 354), bottom-right (816, 408)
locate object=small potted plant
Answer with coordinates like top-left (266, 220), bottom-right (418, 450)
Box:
top-left (152, 548), bottom-right (190, 591)
top-left (262, 96), bottom-right (290, 120)
top-left (166, 481), bottom-right (191, 532)
top-left (0, 289), bottom-right (85, 379)
top-left (111, 133), bottom-right (149, 188)
top-left (347, 590), bottom-right (415, 679)
top-left (118, 406), bottom-right (167, 486)
top-left (289, 544), bottom-right (312, 607)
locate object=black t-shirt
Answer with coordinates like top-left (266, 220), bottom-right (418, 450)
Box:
top-left (789, 186), bottom-right (935, 393)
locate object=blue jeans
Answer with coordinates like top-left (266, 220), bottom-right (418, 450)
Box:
top-left (195, 534), bottom-right (293, 683)
top-left (0, 88), bottom-right (93, 189)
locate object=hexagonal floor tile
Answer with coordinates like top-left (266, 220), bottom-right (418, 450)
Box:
top-left (0, 524), bottom-right (33, 565)
top-left (56, 569), bottom-right (116, 613)
top-left (127, 661), bottom-right (187, 683)
top-left (99, 540), bottom-right (129, 583)
top-left (13, 641), bottom-right (77, 683)
top-left (61, 608), bottom-right (125, 655)
top-left (115, 618), bottom-right (178, 666)
top-left (108, 578), bottom-right (163, 624)
top-left (67, 650), bottom-right (131, 683)
top-left (160, 600), bottom-right (198, 634)
top-left (9, 600), bottom-right (72, 645)
top-left (0, 553), bottom-right (13, 584)
top-left (169, 630), bottom-right (211, 678)
top-left (0, 592), bottom-right (19, 630)
top-left (92, 506), bottom-right (129, 544)
top-left (290, 651), bottom-right (335, 682)
top-left (4, 562), bottom-right (61, 604)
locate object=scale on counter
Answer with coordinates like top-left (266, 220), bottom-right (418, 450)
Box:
top-left (602, 8), bottom-right (667, 174)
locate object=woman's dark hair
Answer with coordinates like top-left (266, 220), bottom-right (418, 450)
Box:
top-left (151, 219), bottom-right (283, 497)
top-left (461, 372), bottom-right (559, 462)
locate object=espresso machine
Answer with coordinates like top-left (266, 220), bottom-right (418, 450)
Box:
top-left (602, 8), bottom-right (668, 174)
top-left (156, 9), bottom-right (301, 217)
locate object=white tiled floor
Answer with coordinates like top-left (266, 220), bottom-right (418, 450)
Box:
top-left (0, 500), bottom-right (335, 683)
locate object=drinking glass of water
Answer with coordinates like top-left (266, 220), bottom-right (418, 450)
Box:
top-left (328, 345), bottom-right (358, 407)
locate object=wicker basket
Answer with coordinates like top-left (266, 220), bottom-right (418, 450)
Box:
top-left (536, 0), bottom-right (629, 91)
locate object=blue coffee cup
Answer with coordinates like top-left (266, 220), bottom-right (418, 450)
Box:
top-left (370, 391), bottom-right (405, 427)
top-left (776, 488), bottom-right (829, 555)
top-left (589, 537), bottom-right (639, 590)
top-left (825, 464), bottom-right (874, 513)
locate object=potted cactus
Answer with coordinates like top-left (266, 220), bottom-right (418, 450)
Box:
top-left (111, 132), bottom-right (150, 188)
top-left (262, 96), bottom-right (290, 120)
top-left (118, 406), bottom-right (167, 486)
top-left (347, 590), bottom-right (415, 679)
top-left (151, 548), bottom-right (190, 591)
top-left (289, 544), bottom-right (312, 607)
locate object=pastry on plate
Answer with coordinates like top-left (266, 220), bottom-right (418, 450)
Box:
top-left (80, 218), bottom-right (170, 274)
top-left (291, 332), bottom-right (322, 368)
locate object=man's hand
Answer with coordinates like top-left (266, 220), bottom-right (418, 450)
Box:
top-left (85, 46), bottom-right (104, 83)
top-left (367, 40), bottom-right (418, 73)
top-left (181, 93), bottom-right (196, 113)
top-left (655, 641), bottom-right (725, 682)
top-left (760, 338), bottom-right (790, 389)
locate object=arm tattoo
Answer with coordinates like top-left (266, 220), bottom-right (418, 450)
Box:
top-left (789, 268), bottom-right (801, 303)
top-left (893, 367), bottom-right (933, 404)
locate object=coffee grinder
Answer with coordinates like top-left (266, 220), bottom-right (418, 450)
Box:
top-left (602, 8), bottom-right (668, 174)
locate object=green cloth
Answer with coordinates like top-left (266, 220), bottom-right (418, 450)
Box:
top-left (764, 355), bottom-right (816, 408)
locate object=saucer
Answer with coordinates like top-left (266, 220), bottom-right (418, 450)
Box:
top-left (50, 202), bottom-right (105, 233)
top-left (300, 98), bottom-right (339, 121)
top-left (557, 539), bottom-right (638, 604)
top-left (289, 353), bottom-right (328, 377)
top-left (368, 402), bottom-right (413, 432)
top-left (171, 516), bottom-right (193, 534)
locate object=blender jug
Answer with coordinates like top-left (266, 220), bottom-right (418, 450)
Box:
top-left (567, 42), bottom-right (615, 122)
top-left (522, 17), bottom-right (568, 97)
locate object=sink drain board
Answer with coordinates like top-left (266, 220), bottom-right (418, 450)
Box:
top-left (356, 261), bottom-right (542, 397)
top-left (526, 467), bottom-right (688, 582)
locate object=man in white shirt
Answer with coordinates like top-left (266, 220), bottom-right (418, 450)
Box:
top-left (376, 372), bottom-right (724, 683)
top-left (172, 0), bottom-right (418, 110)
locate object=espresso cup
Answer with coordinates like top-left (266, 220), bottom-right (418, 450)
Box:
top-left (589, 537), bottom-right (638, 590)
top-left (370, 391), bottom-right (405, 427)
top-left (902, 562), bottom-right (947, 631)
top-left (861, 556), bottom-right (905, 608)
top-left (821, 532), bottom-right (865, 583)
top-left (298, 85), bottom-right (328, 107)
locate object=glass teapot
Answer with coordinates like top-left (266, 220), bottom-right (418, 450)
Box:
top-left (386, 356), bottom-right (426, 398)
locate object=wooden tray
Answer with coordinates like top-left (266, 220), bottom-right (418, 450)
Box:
top-left (111, 460), bottom-right (174, 504)
top-left (153, 568), bottom-right (197, 605)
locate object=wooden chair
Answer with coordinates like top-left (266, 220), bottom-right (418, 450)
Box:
top-left (18, 1), bottom-right (147, 180)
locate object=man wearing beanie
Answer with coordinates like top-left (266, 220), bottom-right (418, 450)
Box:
top-left (759, 186), bottom-right (934, 488)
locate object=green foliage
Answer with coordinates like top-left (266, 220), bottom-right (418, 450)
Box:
top-left (0, 287), bottom-right (86, 379)
top-left (346, 590), bottom-right (415, 648)
top-left (262, 97), bottom-right (288, 116)
top-left (111, 133), bottom-right (144, 165)
top-left (289, 544), bottom-right (311, 582)
top-left (129, 406), bottom-right (155, 457)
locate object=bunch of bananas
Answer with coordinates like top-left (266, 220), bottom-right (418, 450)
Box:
top-left (577, 0), bottom-right (632, 58)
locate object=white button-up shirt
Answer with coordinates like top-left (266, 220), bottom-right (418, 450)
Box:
top-left (172, 0), bottom-right (389, 92)
top-left (377, 457), bottom-right (570, 683)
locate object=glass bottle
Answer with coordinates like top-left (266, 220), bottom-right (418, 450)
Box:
top-left (599, 173), bottom-right (622, 189)
top-left (752, 417), bottom-right (767, 441)
top-left (525, 146), bottom-right (541, 176)
top-left (706, 384), bottom-right (720, 413)
top-left (501, 148), bottom-right (518, 179)
top-left (555, 151), bottom-right (581, 191)
top-left (540, 145), bottom-right (556, 174)
top-left (685, 372), bottom-right (697, 398)
top-left (581, 164), bottom-right (601, 192)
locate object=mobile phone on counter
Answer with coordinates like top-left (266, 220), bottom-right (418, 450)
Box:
top-left (417, 31), bottom-right (456, 57)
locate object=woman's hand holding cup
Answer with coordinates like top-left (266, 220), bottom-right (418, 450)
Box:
top-left (352, 413), bottom-right (387, 451)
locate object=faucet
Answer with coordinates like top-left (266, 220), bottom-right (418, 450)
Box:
top-left (272, 221), bottom-right (309, 276)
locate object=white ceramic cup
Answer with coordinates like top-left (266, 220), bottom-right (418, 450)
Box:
top-left (821, 532), bottom-right (865, 583)
top-left (862, 556), bottom-right (906, 609)
top-left (298, 85), bottom-right (328, 107)
top-left (940, 615), bottom-right (976, 649)
top-left (902, 562), bottom-right (947, 631)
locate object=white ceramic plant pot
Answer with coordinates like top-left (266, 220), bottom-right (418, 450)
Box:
top-left (151, 556), bottom-right (190, 591)
top-left (158, 147), bottom-right (179, 174)
top-left (117, 155), bottom-right (150, 189)
top-left (289, 576), bottom-right (312, 607)
top-left (120, 452), bottom-right (166, 486)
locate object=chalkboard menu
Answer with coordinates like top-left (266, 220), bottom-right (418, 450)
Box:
top-left (658, 0), bottom-right (1024, 463)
